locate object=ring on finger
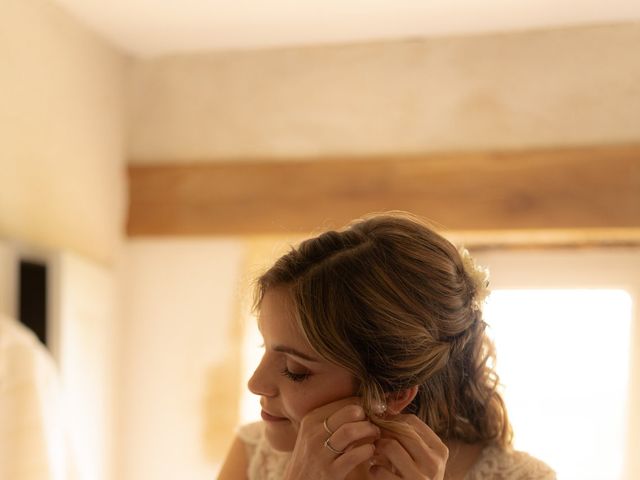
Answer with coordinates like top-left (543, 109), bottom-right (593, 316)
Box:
top-left (323, 417), bottom-right (334, 435)
top-left (323, 437), bottom-right (345, 455)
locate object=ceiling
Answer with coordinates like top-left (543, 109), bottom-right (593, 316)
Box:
top-left (53, 0), bottom-right (640, 57)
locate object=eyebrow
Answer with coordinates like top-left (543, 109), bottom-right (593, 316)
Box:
top-left (272, 345), bottom-right (321, 363)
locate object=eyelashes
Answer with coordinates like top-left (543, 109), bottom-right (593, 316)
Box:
top-left (257, 342), bottom-right (311, 382)
top-left (281, 367), bottom-right (311, 383)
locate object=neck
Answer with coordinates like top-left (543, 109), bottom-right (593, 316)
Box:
top-left (443, 440), bottom-right (485, 480)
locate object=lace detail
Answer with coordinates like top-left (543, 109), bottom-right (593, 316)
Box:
top-left (466, 445), bottom-right (556, 480)
top-left (237, 422), bottom-right (556, 480)
top-left (238, 422), bottom-right (290, 480)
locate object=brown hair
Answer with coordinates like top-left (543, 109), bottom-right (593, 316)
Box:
top-left (254, 212), bottom-right (512, 447)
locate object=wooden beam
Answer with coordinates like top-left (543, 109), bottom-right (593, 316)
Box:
top-left (127, 145), bottom-right (640, 242)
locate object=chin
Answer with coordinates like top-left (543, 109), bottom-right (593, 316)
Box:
top-left (264, 423), bottom-right (297, 452)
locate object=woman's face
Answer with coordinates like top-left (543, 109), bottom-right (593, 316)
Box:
top-left (248, 287), bottom-right (357, 451)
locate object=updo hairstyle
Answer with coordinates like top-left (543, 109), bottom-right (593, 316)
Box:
top-left (254, 213), bottom-right (512, 447)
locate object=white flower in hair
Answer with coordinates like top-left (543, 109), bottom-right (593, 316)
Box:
top-left (458, 247), bottom-right (490, 310)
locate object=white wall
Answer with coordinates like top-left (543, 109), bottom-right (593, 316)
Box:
top-left (0, 0), bottom-right (128, 265)
top-left (0, 243), bottom-right (16, 319)
top-left (119, 239), bottom-right (246, 480)
top-left (53, 252), bottom-right (118, 480)
top-left (128, 23), bottom-right (640, 162)
top-left (0, 0), bottom-right (128, 478)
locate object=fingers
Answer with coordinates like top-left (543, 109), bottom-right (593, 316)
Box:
top-left (312, 400), bottom-right (375, 453)
top-left (327, 420), bottom-right (380, 453)
top-left (376, 414), bottom-right (449, 479)
top-left (307, 396), bottom-right (362, 425)
top-left (399, 414), bottom-right (448, 455)
top-left (333, 443), bottom-right (376, 477)
top-left (369, 464), bottom-right (400, 480)
top-left (320, 404), bottom-right (378, 479)
top-left (288, 397), bottom-right (379, 480)
top-left (304, 398), bottom-right (379, 457)
top-left (393, 414), bottom-right (449, 475)
top-left (374, 438), bottom-right (418, 479)
top-left (324, 403), bottom-right (367, 433)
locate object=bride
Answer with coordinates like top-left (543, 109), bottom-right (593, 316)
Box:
top-left (219, 213), bottom-right (555, 480)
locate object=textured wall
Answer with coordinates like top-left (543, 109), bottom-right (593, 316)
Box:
top-left (0, 0), bottom-right (128, 264)
top-left (119, 240), bottom-right (245, 480)
top-left (0, 1), bottom-right (128, 479)
top-left (128, 23), bottom-right (640, 163)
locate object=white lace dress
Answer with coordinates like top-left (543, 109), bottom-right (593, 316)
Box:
top-left (237, 422), bottom-right (556, 480)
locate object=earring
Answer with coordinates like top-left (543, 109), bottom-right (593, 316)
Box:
top-left (373, 402), bottom-right (387, 415)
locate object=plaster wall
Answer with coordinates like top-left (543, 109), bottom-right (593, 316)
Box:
top-left (0, 1), bottom-right (128, 479)
top-left (119, 240), bottom-right (246, 480)
top-left (128, 23), bottom-right (640, 163)
top-left (0, 0), bottom-right (128, 265)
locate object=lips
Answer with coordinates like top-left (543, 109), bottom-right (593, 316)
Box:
top-left (261, 409), bottom-right (289, 422)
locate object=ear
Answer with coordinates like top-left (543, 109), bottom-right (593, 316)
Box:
top-left (385, 385), bottom-right (419, 415)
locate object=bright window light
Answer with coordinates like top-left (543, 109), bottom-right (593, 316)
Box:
top-left (484, 289), bottom-right (632, 480)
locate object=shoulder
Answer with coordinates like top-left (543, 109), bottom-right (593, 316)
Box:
top-left (467, 445), bottom-right (556, 480)
top-left (218, 434), bottom-right (249, 480)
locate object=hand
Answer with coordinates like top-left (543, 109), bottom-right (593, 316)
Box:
top-left (283, 397), bottom-right (380, 480)
top-left (370, 414), bottom-right (449, 479)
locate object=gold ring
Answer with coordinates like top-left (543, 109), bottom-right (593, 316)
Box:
top-left (323, 437), bottom-right (345, 455)
top-left (323, 417), bottom-right (334, 435)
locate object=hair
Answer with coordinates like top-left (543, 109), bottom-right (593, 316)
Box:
top-left (254, 212), bottom-right (512, 448)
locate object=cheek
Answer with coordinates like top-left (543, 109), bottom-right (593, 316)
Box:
top-left (282, 388), bottom-right (321, 425)
top-left (283, 377), bottom-right (357, 426)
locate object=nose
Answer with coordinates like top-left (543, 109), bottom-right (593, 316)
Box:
top-left (247, 356), bottom-right (277, 397)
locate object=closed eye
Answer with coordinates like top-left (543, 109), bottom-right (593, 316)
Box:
top-left (281, 367), bottom-right (311, 383)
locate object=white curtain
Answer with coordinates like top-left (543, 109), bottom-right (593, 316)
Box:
top-left (0, 314), bottom-right (76, 480)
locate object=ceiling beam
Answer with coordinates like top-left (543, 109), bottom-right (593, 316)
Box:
top-left (127, 145), bottom-right (640, 244)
